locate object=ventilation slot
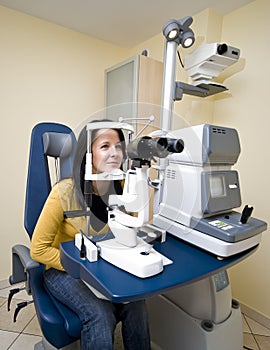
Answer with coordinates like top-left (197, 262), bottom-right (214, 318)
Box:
top-left (212, 127), bottom-right (226, 135)
top-left (166, 169), bottom-right (176, 180)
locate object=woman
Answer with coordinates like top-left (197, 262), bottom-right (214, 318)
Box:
top-left (30, 121), bottom-right (151, 350)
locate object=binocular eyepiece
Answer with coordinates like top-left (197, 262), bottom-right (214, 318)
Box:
top-left (127, 136), bottom-right (184, 160)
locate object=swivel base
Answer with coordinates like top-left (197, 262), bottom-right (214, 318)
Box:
top-left (147, 294), bottom-right (243, 350)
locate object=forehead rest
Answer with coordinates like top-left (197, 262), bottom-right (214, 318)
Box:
top-left (43, 132), bottom-right (73, 158)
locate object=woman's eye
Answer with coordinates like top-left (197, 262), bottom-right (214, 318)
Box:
top-left (101, 144), bottom-right (109, 149)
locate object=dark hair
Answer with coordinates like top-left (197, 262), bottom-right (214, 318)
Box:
top-left (72, 119), bottom-right (126, 208)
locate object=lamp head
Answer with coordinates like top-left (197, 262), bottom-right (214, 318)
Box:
top-left (163, 16), bottom-right (195, 48)
top-left (163, 20), bottom-right (180, 41)
top-left (181, 29), bottom-right (195, 48)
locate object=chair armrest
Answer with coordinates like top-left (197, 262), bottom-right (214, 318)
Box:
top-left (9, 244), bottom-right (82, 346)
top-left (9, 244), bottom-right (40, 290)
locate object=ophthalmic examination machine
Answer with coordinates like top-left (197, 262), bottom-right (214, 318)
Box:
top-left (62, 16), bottom-right (267, 350)
top-left (146, 16), bottom-right (267, 350)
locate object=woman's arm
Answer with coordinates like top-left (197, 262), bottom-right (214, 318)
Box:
top-left (30, 183), bottom-right (65, 270)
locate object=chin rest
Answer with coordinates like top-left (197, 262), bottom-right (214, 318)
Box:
top-left (8, 122), bottom-right (82, 349)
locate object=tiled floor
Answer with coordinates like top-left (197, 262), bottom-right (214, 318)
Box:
top-left (0, 280), bottom-right (42, 349)
top-left (1, 280), bottom-right (270, 350)
top-left (242, 314), bottom-right (270, 350)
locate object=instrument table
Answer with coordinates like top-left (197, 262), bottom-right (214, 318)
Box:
top-left (61, 234), bottom-right (256, 303)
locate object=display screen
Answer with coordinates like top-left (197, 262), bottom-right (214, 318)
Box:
top-left (209, 174), bottom-right (226, 198)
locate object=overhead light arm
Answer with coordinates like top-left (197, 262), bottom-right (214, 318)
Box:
top-left (161, 16), bottom-right (195, 131)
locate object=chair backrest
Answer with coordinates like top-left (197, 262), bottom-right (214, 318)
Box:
top-left (24, 122), bottom-right (77, 238)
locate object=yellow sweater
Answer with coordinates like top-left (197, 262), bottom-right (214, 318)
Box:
top-left (30, 178), bottom-right (109, 271)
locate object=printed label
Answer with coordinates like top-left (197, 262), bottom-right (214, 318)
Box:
top-left (208, 220), bottom-right (233, 231)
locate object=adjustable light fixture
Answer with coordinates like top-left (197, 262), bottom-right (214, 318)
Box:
top-left (163, 20), bottom-right (179, 41)
top-left (161, 16), bottom-right (195, 132)
top-left (181, 29), bottom-right (195, 48)
top-left (162, 16), bottom-right (195, 48)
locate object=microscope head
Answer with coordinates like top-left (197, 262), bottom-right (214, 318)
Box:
top-left (127, 136), bottom-right (184, 163)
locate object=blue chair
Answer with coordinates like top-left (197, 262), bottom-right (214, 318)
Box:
top-left (8, 122), bottom-right (82, 349)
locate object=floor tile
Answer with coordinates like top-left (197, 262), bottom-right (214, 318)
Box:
top-left (245, 316), bottom-right (270, 337)
top-left (0, 330), bottom-right (19, 349)
top-left (253, 335), bottom-right (270, 350)
top-left (243, 333), bottom-right (260, 350)
top-left (242, 314), bottom-right (252, 334)
top-left (0, 279), bottom-right (11, 290)
top-left (8, 333), bottom-right (42, 350)
top-left (0, 296), bottom-right (7, 308)
top-left (23, 315), bottom-right (42, 337)
top-left (0, 298), bottom-right (36, 333)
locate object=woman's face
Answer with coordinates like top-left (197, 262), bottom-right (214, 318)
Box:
top-left (91, 129), bottom-right (124, 174)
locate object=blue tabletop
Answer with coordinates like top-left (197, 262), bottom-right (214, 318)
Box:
top-left (61, 234), bottom-right (256, 303)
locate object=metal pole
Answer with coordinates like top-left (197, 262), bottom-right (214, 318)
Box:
top-left (154, 39), bottom-right (178, 212)
top-left (160, 40), bottom-right (178, 132)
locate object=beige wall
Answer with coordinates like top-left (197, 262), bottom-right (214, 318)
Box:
top-left (1, 0), bottom-right (269, 319)
top-left (0, 6), bottom-right (130, 279)
top-left (215, 0), bottom-right (270, 319)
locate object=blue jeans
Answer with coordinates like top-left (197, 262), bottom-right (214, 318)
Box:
top-left (44, 268), bottom-right (151, 350)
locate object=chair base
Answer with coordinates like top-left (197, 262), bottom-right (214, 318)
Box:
top-left (35, 337), bottom-right (80, 350)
